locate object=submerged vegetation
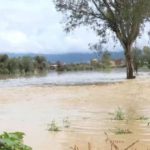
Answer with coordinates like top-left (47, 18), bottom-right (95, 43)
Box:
top-left (109, 107), bottom-right (125, 120)
top-left (48, 118), bottom-right (71, 132)
top-left (110, 128), bottom-right (132, 135)
top-left (0, 132), bottom-right (32, 150)
top-left (108, 108), bottom-right (150, 136)
top-left (136, 115), bottom-right (149, 121)
top-left (48, 120), bottom-right (60, 132)
top-left (114, 107), bottom-right (125, 120)
top-left (109, 107), bottom-right (149, 122)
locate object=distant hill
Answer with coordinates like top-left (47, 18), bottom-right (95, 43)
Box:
top-left (6, 51), bottom-right (124, 64)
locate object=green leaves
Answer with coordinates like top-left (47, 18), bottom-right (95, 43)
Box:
top-left (0, 132), bottom-right (32, 150)
top-left (0, 54), bottom-right (49, 75)
top-left (54, 0), bottom-right (150, 79)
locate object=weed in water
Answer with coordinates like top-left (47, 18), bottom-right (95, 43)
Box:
top-left (48, 120), bottom-right (60, 132)
top-left (136, 115), bottom-right (149, 120)
top-left (111, 128), bottom-right (132, 135)
top-left (63, 117), bottom-right (71, 128)
top-left (114, 107), bottom-right (125, 120)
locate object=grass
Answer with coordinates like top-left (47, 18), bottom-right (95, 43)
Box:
top-left (136, 115), bottom-right (149, 120)
top-left (109, 108), bottom-right (150, 122)
top-left (48, 120), bottom-right (60, 132)
top-left (112, 107), bottom-right (125, 120)
top-left (48, 118), bottom-right (71, 132)
top-left (111, 128), bottom-right (132, 135)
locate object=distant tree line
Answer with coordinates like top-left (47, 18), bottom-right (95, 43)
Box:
top-left (132, 46), bottom-right (150, 73)
top-left (1, 47), bottom-right (150, 76)
top-left (59, 63), bottom-right (102, 72)
top-left (0, 54), bottom-right (49, 75)
top-left (55, 51), bottom-right (112, 72)
top-left (55, 46), bottom-right (150, 73)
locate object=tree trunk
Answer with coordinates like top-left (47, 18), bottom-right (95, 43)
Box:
top-left (125, 45), bottom-right (135, 79)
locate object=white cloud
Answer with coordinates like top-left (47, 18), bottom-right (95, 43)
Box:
top-left (0, 0), bottom-right (149, 54)
top-left (0, 31), bottom-right (28, 45)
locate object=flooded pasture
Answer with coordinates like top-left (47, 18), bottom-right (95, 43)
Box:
top-left (0, 72), bottom-right (150, 149)
top-left (0, 70), bottom-right (126, 87)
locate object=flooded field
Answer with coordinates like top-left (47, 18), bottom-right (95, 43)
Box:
top-left (0, 70), bottom-right (126, 87)
top-left (0, 77), bottom-right (150, 149)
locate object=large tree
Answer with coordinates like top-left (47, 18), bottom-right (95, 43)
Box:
top-left (54, 0), bottom-right (150, 79)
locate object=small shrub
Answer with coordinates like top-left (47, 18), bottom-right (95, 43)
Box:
top-left (48, 120), bottom-right (60, 132)
top-left (0, 132), bottom-right (32, 150)
top-left (114, 107), bottom-right (125, 120)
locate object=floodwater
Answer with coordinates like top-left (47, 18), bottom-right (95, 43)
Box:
top-left (0, 70), bottom-right (127, 87)
top-left (0, 72), bottom-right (150, 149)
top-left (0, 70), bottom-right (149, 87)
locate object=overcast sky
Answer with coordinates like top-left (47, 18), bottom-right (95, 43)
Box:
top-left (0, 0), bottom-right (150, 54)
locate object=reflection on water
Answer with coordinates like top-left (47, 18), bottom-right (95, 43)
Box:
top-left (0, 69), bottom-right (149, 88)
top-left (0, 70), bottom-right (126, 87)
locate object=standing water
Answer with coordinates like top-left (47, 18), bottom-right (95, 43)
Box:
top-left (0, 70), bottom-right (127, 88)
top-left (0, 70), bottom-right (150, 150)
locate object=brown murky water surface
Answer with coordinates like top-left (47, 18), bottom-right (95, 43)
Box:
top-left (0, 78), bottom-right (150, 149)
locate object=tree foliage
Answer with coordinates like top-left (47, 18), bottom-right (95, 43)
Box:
top-left (34, 56), bottom-right (48, 72)
top-left (101, 50), bottom-right (111, 68)
top-left (0, 54), bottom-right (49, 75)
top-left (0, 132), bottom-right (32, 150)
top-left (54, 0), bottom-right (150, 79)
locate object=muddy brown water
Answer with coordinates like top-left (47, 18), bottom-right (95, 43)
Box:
top-left (0, 78), bottom-right (150, 149)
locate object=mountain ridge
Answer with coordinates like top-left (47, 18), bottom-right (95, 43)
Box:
top-left (2, 51), bottom-right (124, 64)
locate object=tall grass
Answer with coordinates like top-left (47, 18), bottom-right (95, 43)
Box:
top-left (114, 107), bottom-right (125, 120)
top-left (48, 120), bottom-right (60, 132)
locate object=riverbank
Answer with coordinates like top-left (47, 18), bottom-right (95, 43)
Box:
top-left (0, 78), bottom-right (150, 149)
